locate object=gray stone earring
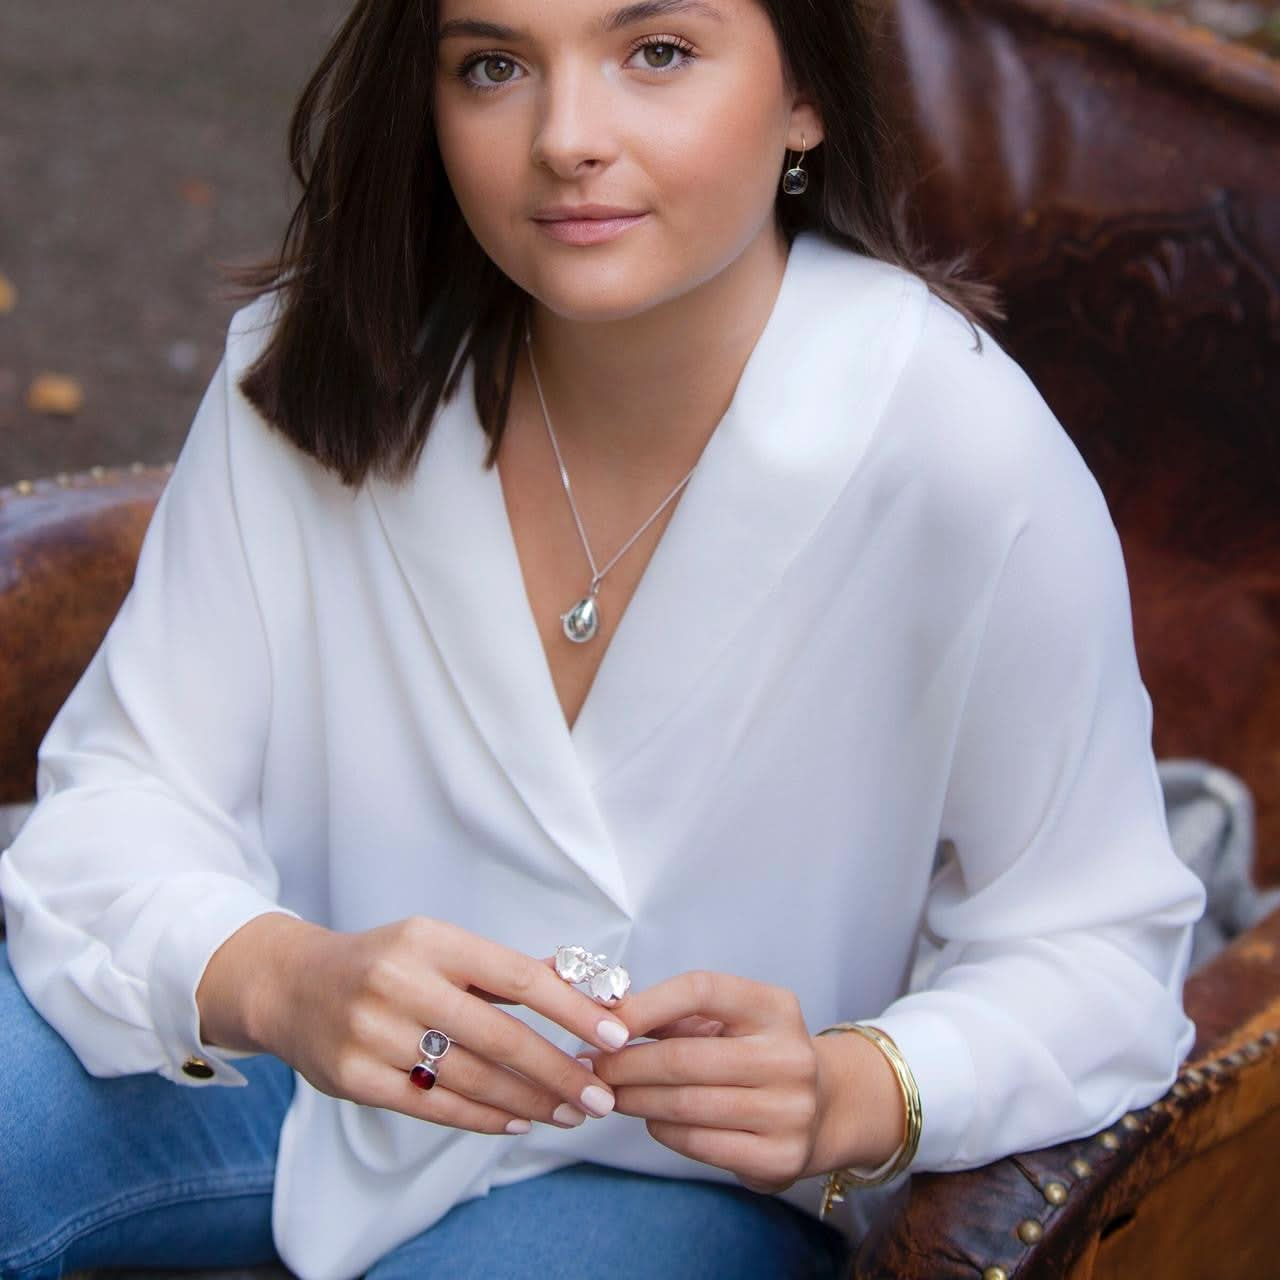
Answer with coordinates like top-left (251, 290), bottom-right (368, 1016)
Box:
top-left (782, 132), bottom-right (809, 195)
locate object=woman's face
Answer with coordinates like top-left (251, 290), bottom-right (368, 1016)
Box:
top-left (432, 0), bottom-right (820, 323)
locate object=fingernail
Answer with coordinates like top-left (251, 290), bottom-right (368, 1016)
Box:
top-left (553, 1103), bottom-right (587, 1127)
top-left (580, 1084), bottom-right (615, 1117)
top-left (576, 1055), bottom-right (595, 1069)
top-left (506, 1118), bottom-right (532, 1134)
top-left (597, 1019), bottom-right (629, 1049)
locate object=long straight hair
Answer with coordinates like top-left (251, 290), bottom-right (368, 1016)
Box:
top-left (221, 0), bottom-right (1005, 490)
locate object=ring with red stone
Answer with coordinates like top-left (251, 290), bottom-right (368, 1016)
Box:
top-left (408, 1028), bottom-right (451, 1091)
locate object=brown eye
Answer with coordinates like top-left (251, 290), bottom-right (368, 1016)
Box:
top-left (630, 37), bottom-right (697, 74)
top-left (478, 56), bottom-right (516, 84)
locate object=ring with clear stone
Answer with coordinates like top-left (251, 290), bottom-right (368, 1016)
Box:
top-left (554, 943), bottom-right (632, 1007)
top-left (409, 1027), bottom-right (452, 1091)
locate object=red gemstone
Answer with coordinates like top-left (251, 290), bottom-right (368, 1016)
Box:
top-left (409, 1064), bottom-right (437, 1090)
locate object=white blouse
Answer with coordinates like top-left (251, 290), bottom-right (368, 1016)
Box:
top-left (0, 228), bottom-right (1206, 1280)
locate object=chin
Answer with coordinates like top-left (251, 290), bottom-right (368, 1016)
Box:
top-left (531, 293), bottom-right (665, 326)
top-left (523, 261), bottom-right (682, 325)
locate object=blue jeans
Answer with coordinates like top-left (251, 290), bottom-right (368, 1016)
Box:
top-left (0, 941), bottom-right (852, 1278)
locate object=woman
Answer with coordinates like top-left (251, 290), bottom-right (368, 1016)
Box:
top-left (0, 0), bottom-right (1206, 1277)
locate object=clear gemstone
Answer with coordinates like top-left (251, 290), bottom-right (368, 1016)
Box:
top-left (588, 965), bottom-right (631, 1005)
top-left (420, 1029), bottom-right (450, 1058)
top-left (555, 944), bottom-right (592, 983)
top-left (782, 169), bottom-right (808, 195)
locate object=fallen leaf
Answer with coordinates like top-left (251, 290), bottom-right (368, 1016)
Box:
top-left (179, 179), bottom-right (215, 207)
top-left (26, 373), bottom-right (84, 416)
top-left (0, 272), bottom-right (14, 313)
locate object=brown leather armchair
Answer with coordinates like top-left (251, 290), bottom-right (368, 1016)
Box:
top-left (852, 0), bottom-right (1280, 1275)
top-left (1, 1), bottom-right (1278, 1276)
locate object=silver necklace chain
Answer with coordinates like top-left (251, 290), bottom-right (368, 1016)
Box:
top-left (523, 318), bottom-right (698, 642)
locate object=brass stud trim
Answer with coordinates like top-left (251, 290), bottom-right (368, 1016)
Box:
top-left (1099, 1132), bottom-right (1121, 1150)
top-left (1180, 1067), bottom-right (1205, 1087)
top-left (1121, 1112), bottom-right (1143, 1129)
top-left (3, 461), bottom-right (173, 502)
top-left (982, 1268), bottom-right (1010, 1280)
top-left (1017, 1218), bottom-right (1045, 1245)
top-left (1068, 1157), bottom-right (1092, 1179)
top-left (1243, 1041), bottom-right (1263, 1062)
top-left (1044, 1181), bottom-right (1068, 1205)
top-left (181, 1055), bottom-right (215, 1080)
top-left (1260, 1029), bottom-right (1279, 1047)
top-left (1170, 1082), bottom-right (1190, 1099)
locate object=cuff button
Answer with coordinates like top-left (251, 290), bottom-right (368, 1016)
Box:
top-left (182, 1056), bottom-right (215, 1079)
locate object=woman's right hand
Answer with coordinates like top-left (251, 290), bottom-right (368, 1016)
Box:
top-left (200, 912), bottom-right (630, 1134)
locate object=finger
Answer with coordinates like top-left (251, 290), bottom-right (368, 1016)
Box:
top-left (456, 962), bottom-right (588, 1011)
top-left (612, 1083), bottom-right (793, 1132)
top-left (429, 925), bottom-right (632, 1054)
top-left (465, 958), bottom-right (561, 1004)
top-left (357, 1060), bottom-right (535, 1136)
top-left (379, 1020), bottom-right (588, 1128)
top-left (645, 1120), bottom-right (780, 1181)
top-left (413, 978), bottom-right (618, 1117)
top-left (464, 984), bottom-right (510, 1004)
top-left (647, 1015), bottom-right (725, 1038)
top-left (607, 970), bottom-right (792, 1040)
top-left (590, 1035), bottom-right (765, 1088)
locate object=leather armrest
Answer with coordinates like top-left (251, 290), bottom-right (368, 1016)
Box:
top-left (852, 904), bottom-right (1280, 1278)
top-left (0, 466), bottom-right (169, 803)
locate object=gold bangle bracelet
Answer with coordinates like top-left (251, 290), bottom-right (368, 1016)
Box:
top-left (814, 1022), bottom-right (923, 1217)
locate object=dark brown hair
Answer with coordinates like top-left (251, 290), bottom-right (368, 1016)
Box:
top-left (220, 0), bottom-right (1005, 490)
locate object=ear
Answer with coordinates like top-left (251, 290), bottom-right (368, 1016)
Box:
top-left (785, 96), bottom-right (825, 153)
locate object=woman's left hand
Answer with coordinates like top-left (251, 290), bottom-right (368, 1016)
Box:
top-left (573, 970), bottom-right (840, 1195)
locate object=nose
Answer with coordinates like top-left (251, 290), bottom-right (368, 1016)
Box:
top-left (528, 58), bottom-right (619, 181)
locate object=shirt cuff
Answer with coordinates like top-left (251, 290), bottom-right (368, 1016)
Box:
top-left (863, 1003), bottom-right (979, 1170)
top-left (148, 879), bottom-right (303, 1087)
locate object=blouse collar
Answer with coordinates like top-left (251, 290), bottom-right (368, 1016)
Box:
top-left (368, 228), bottom-right (923, 916)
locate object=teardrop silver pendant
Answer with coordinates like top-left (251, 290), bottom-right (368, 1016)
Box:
top-left (561, 593), bottom-right (600, 643)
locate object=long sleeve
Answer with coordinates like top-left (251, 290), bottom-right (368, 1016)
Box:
top-left (0, 333), bottom-right (301, 1088)
top-left (867, 398), bottom-right (1208, 1172)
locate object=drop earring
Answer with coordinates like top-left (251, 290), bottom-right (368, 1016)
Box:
top-left (782, 131), bottom-right (809, 195)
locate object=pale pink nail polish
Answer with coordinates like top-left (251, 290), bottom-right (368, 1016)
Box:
top-left (580, 1084), bottom-right (615, 1117)
top-left (597, 1019), bottom-right (629, 1049)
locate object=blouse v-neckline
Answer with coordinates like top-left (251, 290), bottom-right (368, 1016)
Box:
top-left (366, 229), bottom-right (924, 913)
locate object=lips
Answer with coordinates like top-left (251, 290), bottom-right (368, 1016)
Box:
top-left (533, 206), bottom-right (647, 222)
top-left (533, 213), bottom-right (649, 245)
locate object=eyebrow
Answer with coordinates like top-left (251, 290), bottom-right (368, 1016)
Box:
top-left (437, 1), bottom-right (726, 43)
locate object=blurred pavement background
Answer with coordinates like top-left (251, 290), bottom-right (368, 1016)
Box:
top-left (0, 1), bottom-right (350, 486)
